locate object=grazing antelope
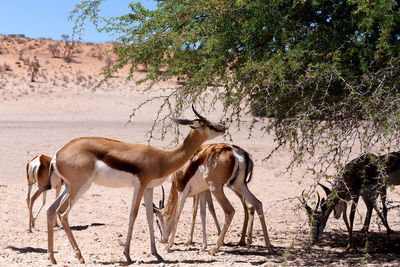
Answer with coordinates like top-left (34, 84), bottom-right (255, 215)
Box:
top-left (333, 151), bottom-right (400, 235)
top-left (154, 187), bottom-right (222, 247)
top-left (46, 107), bottom-right (225, 264)
top-left (26, 154), bottom-right (63, 232)
top-left (153, 143), bottom-right (274, 255)
top-left (302, 153), bottom-right (393, 252)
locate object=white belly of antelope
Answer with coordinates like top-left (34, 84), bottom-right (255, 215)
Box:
top-left (187, 166), bottom-right (209, 197)
top-left (92, 160), bottom-right (139, 188)
top-left (91, 160), bottom-right (167, 188)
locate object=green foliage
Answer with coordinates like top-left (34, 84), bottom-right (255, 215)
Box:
top-left (71, 0), bottom-right (400, 176)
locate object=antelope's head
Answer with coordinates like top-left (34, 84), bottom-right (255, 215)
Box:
top-left (152, 185), bottom-right (170, 243)
top-left (152, 177), bottom-right (184, 244)
top-left (302, 183), bottom-right (333, 245)
top-left (171, 105), bottom-right (226, 140)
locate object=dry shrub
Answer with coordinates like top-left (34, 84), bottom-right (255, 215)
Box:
top-left (15, 38), bottom-right (25, 44)
top-left (23, 58), bottom-right (30, 66)
top-left (28, 56), bottom-right (40, 82)
top-left (18, 49), bottom-right (24, 60)
top-left (48, 44), bottom-right (60, 58)
top-left (63, 75), bottom-right (69, 83)
top-left (76, 73), bottom-right (86, 84)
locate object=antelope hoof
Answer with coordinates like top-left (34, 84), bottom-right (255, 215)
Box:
top-left (153, 252), bottom-right (164, 262)
top-left (75, 250), bottom-right (85, 264)
top-left (49, 254), bottom-right (57, 264)
top-left (184, 240), bottom-right (193, 246)
top-left (344, 244), bottom-right (358, 253)
top-left (210, 247), bottom-right (219, 255)
top-left (124, 252), bottom-right (132, 264)
top-left (165, 244), bottom-right (172, 253)
top-left (267, 244), bottom-right (276, 254)
top-left (360, 227), bottom-right (369, 235)
top-left (237, 240), bottom-right (246, 247)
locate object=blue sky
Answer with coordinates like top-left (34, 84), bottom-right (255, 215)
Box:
top-left (0, 0), bottom-right (157, 43)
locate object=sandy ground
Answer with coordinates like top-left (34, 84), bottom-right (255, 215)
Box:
top-left (1, 36), bottom-right (400, 266)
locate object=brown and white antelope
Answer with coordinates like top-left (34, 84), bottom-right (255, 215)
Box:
top-left (153, 143), bottom-right (274, 255)
top-left (46, 107), bottom-right (225, 264)
top-left (26, 154), bottom-right (63, 232)
top-left (302, 153), bottom-right (394, 252)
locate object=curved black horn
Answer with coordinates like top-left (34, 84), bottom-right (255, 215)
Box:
top-left (318, 183), bottom-right (332, 196)
top-left (327, 180), bottom-right (335, 188)
top-left (301, 190), bottom-right (313, 216)
top-left (316, 191), bottom-right (321, 210)
top-left (159, 185), bottom-right (165, 209)
top-left (192, 105), bottom-right (206, 120)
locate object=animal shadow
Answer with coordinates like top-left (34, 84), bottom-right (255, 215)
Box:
top-left (6, 246), bottom-right (47, 254)
top-left (68, 222), bottom-right (106, 231)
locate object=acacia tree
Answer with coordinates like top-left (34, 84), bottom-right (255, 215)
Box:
top-left (71, 0), bottom-right (400, 183)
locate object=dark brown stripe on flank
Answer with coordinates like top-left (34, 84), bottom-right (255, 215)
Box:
top-left (98, 154), bottom-right (141, 176)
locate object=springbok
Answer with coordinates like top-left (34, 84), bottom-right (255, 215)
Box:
top-left (26, 154), bottom-right (63, 232)
top-left (302, 153), bottom-right (393, 252)
top-left (153, 143), bottom-right (274, 255)
top-left (46, 107), bottom-right (226, 264)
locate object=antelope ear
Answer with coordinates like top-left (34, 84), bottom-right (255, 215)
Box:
top-left (170, 118), bottom-right (193, 125)
top-left (189, 124), bottom-right (203, 129)
top-left (321, 200), bottom-right (328, 215)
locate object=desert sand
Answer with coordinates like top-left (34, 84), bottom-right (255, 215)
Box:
top-left (1, 35), bottom-right (399, 266)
